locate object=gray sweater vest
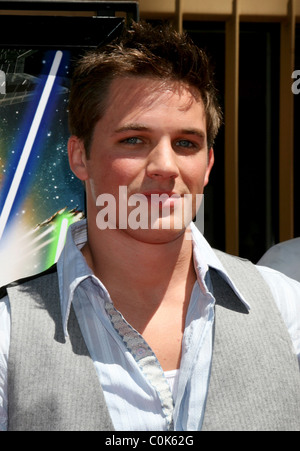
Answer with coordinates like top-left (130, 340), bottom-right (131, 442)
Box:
top-left (6, 251), bottom-right (300, 431)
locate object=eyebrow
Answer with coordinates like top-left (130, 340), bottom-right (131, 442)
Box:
top-left (180, 128), bottom-right (206, 139)
top-left (113, 123), bottom-right (206, 138)
top-left (113, 123), bottom-right (151, 134)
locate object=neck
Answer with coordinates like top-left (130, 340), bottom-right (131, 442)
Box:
top-left (82, 225), bottom-right (195, 305)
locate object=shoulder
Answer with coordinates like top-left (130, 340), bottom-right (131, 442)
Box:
top-left (216, 248), bottom-right (300, 312)
top-left (256, 264), bottom-right (300, 300)
top-left (256, 264), bottom-right (300, 365)
top-left (3, 264), bottom-right (58, 308)
top-left (213, 249), bottom-right (261, 282)
top-left (5, 264), bottom-right (57, 291)
top-left (256, 264), bottom-right (300, 312)
top-left (214, 250), bottom-right (300, 365)
top-left (4, 264), bottom-right (63, 347)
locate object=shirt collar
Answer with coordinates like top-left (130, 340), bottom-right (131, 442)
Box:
top-left (190, 222), bottom-right (250, 310)
top-left (57, 220), bottom-right (250, 337)
top-left (57, 219), bottom-right (94, 337)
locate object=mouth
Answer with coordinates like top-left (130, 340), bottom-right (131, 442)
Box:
top-left (138, 191), bottom-right (183, 209)
top-left (141, 190), bottom-right (180, 197)
top-left (140, 189), bottom-right (183, 199)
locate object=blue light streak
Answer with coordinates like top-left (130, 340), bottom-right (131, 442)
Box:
top-left (0, 50), bottom-right (63, 241)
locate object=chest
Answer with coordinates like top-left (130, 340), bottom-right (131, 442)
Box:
top-left (112, 286), bottom-right (194, 371)
top-left (73, 281), bottom-right (215, 430)
top-left (141, 309), bottom-right (185, 371)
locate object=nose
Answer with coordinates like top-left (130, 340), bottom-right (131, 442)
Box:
top-left (146, 139), bottom-right (179, 180)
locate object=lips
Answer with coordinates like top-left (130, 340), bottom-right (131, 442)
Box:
top-left (137, 192), bottom-right (182, 210)
top-left (141, 191), bottom-right (181, 198)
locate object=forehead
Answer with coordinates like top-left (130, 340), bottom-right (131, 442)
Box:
top-left (102, 76), bottom-right (206, 124)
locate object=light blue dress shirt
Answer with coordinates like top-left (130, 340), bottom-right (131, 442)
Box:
top-left (1, 220), bottom-right (300, 431)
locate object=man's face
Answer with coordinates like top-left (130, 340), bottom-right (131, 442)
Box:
top-left (71, 76), bottom-right (214, 243)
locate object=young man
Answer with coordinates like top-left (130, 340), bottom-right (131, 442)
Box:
top-left (1, 22), bottom-right (300, 431)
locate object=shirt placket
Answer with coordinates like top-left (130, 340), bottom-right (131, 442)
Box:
top-left (104, 300), bottom-right (175, 430)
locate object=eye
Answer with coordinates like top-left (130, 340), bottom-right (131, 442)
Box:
top-left (121, 137), bottom-right (143, 145)
top-left (175, 139), bottom-right (196, 149)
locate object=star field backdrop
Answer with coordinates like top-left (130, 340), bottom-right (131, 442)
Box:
top-left (0, 49), bottom-right (85, 285)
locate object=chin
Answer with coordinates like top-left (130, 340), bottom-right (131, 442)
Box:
top-left (121, 226), bottom-right (188, 245)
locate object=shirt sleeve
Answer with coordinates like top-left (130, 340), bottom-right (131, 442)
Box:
top-left (0, 295), bottom-right (10, 431)
top-left (256, 265), bottom-right (300, 369)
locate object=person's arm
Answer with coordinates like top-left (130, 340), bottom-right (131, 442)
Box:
top-left (0, 296), bottom-right (10, 431)
top-left (256, 265), bottom-right (300, 369)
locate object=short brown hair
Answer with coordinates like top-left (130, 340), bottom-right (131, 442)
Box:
top-left (68, 21), bottom-right (222, 156)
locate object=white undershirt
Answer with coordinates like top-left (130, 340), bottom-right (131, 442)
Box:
top-left (164, 369), bottom-right (180, 398)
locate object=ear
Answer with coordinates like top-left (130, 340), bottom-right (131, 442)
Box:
top-left (68, 136), bottom-right (89, 181)
top-left (204, 148), bottom-right (214, 187)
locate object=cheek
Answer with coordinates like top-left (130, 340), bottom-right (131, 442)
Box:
top-left (108, 157), bottom-right (145, 185)
top-left (89, 157), bottom-right (144, 194)
top-left (182, 160), bottom-right (208, 191)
